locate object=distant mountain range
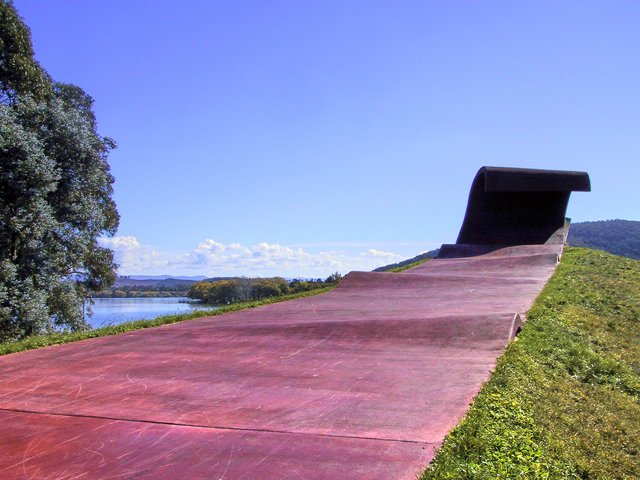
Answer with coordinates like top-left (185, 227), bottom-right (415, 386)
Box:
top-left (125, 275), bottom-right (208, 281)
top-left (113, 277), bottom-right (201, 288)
top-left (113, 275), bottom-right (320, 289)
top-left (568, 219), bottom-right (640, 260)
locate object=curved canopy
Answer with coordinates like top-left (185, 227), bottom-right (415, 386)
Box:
top-left (456, 166), bottom-right (590, 245)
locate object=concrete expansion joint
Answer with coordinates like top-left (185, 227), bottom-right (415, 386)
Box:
top-left (0, 406), bottom-right (435, 447)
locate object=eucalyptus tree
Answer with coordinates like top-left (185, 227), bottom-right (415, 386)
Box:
top-left (0, 1), bottom-right (119, 340)
top-left (0, 0), bottom-right (51, 104)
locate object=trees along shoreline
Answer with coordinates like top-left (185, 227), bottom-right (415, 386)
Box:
top-left (188, 273), bottom-right (343, 305)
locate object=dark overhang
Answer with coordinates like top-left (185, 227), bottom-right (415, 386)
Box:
top-left (456, 166), bottom-right (591, 245)
top-left (480, 166), bottom-right (591, 192)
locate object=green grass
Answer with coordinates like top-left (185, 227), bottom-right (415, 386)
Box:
top-left (386, 258), bottom-right (430, 272)
top-left (0, 287), bottom-right (334, 357)
top-left (420, 247), bottom-right (640, 479)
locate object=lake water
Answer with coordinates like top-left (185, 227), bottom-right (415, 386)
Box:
top-left (86, 297), bottom-right (218, 328)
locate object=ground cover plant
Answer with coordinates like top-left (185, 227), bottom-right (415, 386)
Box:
top-left (0, 286), bottom-right (333, 356)
top-left (374, 249), bottom-right (439, 272)
top-left (421, 247), bottom-right (640, 479)
top-left (385, 258), bottom-right (430, 272)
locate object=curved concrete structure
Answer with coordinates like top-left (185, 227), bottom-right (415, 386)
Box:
top-left (0, 167), bottom-right (588, 478)
top-left (457, 166), bottom-right (590, 245)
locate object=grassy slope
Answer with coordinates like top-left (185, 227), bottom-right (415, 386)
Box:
top-left (421, 247), bottom-right (640, 479)
top-left (374, 249), bottom-right (438, 272)
top-left (385, 258), bottom-right (430, 272)
top-left (0, 287), bottom-right (333, 356)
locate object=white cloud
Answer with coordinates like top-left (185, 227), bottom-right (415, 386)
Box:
top-left (100, 235), bottom-right (141, 249)
top-left (100, 236), bottom-right (405, 278)
top-left (364, 248), bottom-right (401, 258)
top-left (100, 236), bottom-right (170, 271)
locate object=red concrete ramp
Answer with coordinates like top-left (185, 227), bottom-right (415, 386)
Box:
top-left (0, 244), bottom-right (562, 479)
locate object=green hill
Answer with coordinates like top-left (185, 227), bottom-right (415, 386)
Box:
top-left (421, 248), bottom-right (640, 478)
top-left (568, 219), bottom-right (640, 260)
top-left (374, 249), bottom-right (439, 272)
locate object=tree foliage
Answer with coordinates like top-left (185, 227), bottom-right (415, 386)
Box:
top-left (0, 1), bottom-right (51, 103)
top-left (568, 219), bottom-right (640, 260)
top-left (0, 1), bottom-right (118, 340)
top-left (188, 274), bottom-right (341, 305)
top-left (188, 279), bottom-right (244, 305)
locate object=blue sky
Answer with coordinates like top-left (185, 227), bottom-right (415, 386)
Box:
top-left (14, 1), bottom-right (640, 277)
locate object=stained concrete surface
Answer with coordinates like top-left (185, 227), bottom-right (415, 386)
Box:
top-left (0, 244), bottom-right (562, 479)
